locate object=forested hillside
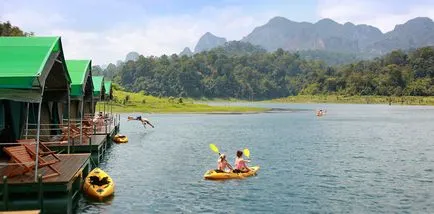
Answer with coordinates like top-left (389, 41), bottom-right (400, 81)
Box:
top-left (106, 45), bottom-right (434, 100)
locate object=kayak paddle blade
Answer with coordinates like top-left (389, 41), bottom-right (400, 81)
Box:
top-left (210, 144), bottom-right (219, 154)
top-left (244, 148), bottom-right (250, 158)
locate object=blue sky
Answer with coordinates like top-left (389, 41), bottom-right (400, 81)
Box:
top-left (1, 0), bottom-right (434, 65)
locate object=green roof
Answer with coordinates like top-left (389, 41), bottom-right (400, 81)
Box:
top-left (92, 76), bottom-right (104, 97)
top-left (66, 60), bottom-right (91, 97)
top-left (104, 81), bottom-right (112, 96)
top-left (0, 37), bottom-right (71, 89)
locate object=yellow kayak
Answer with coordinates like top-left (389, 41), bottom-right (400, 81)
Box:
top-left (204, 166), bottom-right (260, 180)
top-left (83, 168), bottom-right (115, 200)
top-left (113, 134), bottom-right (128, 143)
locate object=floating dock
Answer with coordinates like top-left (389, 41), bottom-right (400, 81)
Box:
top-left (0, 154), bottom-right (90, 214)
top-left (0, 36), bottom-right (120, 214)
top-left (45, 123), bottom-right (119, 166)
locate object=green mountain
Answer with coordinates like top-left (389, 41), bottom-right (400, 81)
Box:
top-left (365, 17), bottom-right (434, 54)
top-left (194, 32), bottom-right (227, 52)
top-left (179, 47), bottom-right (193, 56)
top-left (209, 41), bottom-right (266, 56)
top-left (241, 16), bottom-right (382, 53)
top-left (125, 51), bottom-right (140, 62)
top-left (113, 45), bottom-right (434, 99)
top-left (192, 17), bottom-right (434, 59)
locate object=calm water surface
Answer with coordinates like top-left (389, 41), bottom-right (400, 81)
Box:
top-left (77, 103), bottom-right (434, 213)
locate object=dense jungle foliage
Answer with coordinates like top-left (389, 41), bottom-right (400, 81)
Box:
top-left (96, 42), bottom-right (434, 100)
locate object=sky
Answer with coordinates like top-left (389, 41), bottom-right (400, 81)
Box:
top-left (1, 0), bottom-right (434, 65)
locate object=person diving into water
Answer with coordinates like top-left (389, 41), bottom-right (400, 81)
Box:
top-left (128, 115), bottom-right (155, 128)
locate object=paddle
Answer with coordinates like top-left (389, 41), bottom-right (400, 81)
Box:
top-left (243, 148), bottom-right (250, 159)
top-left (209, 144), bottom-right (220, 155)
top-left (210, 144), bottom-right (236, 172)
top-left (241, 148), bottom-right (253, 173)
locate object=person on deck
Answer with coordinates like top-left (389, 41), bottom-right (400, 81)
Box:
top-left (217, 154), bottom-right (233, 172)
top-left (234, 150), bottom-right (250, 173)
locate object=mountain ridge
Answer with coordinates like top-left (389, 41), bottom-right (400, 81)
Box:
top-left (193, 32), bottom-right (227, 53)
top-left (190, 16), bottom-right (434, 56)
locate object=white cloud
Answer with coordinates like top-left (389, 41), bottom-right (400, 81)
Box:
top-left (1, 9), bottom-right (67, 32)
top-left (6, 5), bottom-right (279, 65)
top-left (317, 0), bottom-right (434, 32)
top-left (15, 0), bottom-right (434, 65)
top-left (5, 0), bottom-right (434, 65)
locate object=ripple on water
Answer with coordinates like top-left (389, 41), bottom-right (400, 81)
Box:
top-left (75, 104), bottom-right (434, 213)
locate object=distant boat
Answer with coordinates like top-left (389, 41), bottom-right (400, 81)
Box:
top-left (316, 109), bottom-right (326, 117)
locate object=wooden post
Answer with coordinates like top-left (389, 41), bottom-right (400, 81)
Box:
top-left (80, 99), bottom-right (84, 145)
top-left (25, 103), bottom-right (29, 139)
top-left (35, 99), bottom-right (43, 182)
top-left (38, 174), bottom-right (43, 212)
top-left (68, 90), bottom-right (71, 154)
top-left (3, 176), bottom-right (8, 210)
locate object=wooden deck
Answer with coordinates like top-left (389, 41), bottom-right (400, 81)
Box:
top-left (0, 154), bottom-right (90, 184)
top-left (43, 124), bottom-right (118, 166)
top-left (42, 133), bottom-right (107, 148)
top-left (0, 210), bottom-right (40, 214)
top-left (92, 124), bottom-right (116, 135)
top-left (0, 154), bottom-right (90, 213)
top-left (43, 125), bottom-right (116, 148)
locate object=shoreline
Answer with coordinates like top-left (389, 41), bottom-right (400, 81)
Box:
top-left (269, 95), bottom-right (434, 106)
top-left (108, 108), bottom-right (310, 114)
top-left (101, 93), bottom-right (434, 114)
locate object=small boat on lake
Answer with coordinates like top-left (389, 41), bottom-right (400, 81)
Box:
top-left (204, 166), bottom-right (260, 180)
top-left (83, 168), bottom-right (114, 200)
top-left (316, 109), bottom-right (326, 117)
top-left (113, 134), bottom-right (128, 143)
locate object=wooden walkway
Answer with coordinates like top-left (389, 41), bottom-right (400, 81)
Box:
top-left (43, 123), bottom-right (118, 166)
top-left (45, 134), bottom-right (107, 147)
top-left (43, 125), bottom-right (116, 148)
top-left (0, 154), bottom-right (90, 184)
top-left (0, 154), bottom-right (90, 213)
top-left (92, 124), bottom-right (116, 135)
top-left (0, 210), bottom-right (40, 214)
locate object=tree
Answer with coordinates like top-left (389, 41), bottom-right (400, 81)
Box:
top-left (105, 44), bottom-right (434, 99)
top-left (0, 21), bottom-right (33, 36)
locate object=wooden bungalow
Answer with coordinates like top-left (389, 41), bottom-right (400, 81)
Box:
top-left (91, 76), bottom-right (105, 114)
top-left (0, 37), bottom-right (91, 213)
top-left (65, 60), bottom-right (93, 145)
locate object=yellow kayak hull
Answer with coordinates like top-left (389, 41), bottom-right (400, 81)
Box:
top-left (204, 166), bottom-right (260, 180)
top-left (113, 134), bottom-right (128, 143)
top-left (83, 168), bottom-right (115, 200)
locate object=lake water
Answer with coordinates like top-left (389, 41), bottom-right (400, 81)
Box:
top-left (76, 103), bottom-right (434, 213)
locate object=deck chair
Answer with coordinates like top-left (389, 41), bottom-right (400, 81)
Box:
top-left (3, 146), bottom-right (60, 179)
top-left (82, 117), bottom-right (95, 128)
top-left (85, 118), bottom-right (105, 133)
top-left (17, 139), bottom-right (60, 162)
top-left (69, 124), bottom-right (93, 136)
top-left (61, 126), bottom-right (90, 144)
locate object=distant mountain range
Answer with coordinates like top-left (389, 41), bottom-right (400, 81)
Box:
top-left (182, 16), bottom-right (434, 56)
